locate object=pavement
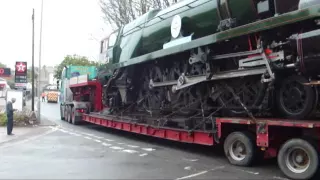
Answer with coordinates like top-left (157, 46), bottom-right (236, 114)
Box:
top-left (0, 97), bottom-right (5, 112)
top-left (0, 126), bottom-right (50, 145)
top-left (0, 101), bottom-right (311, 179)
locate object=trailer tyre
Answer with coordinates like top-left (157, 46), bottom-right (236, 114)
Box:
top-left (60, 105), bottom-right (65, 120)
top-left (224, 131), bottom-right (256, 166)
top-left (71, 108), bottom-right (79, 125)
top-left (278, 138), bottom-right (319, 180)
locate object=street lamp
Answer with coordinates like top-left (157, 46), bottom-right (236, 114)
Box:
top-left (37, 0), bottom-right (44, 122)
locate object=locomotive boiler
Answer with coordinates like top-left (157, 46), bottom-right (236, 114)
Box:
top-left (98, 0), bottom-right (320, 129)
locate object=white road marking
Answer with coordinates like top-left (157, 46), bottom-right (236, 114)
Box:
top-left (95, 139), bottom-right (102, 143)
top-left (68, 132), bottom-right (77, 136)
top-left (92, 135), bottom-right (103, 139)
top-left (122, 149), bottom-right (138, 154)
top-left (139, 153), bottom-right (148, 157)
top-left (105, 139), bottom-right (114, 142)
top-left (81, 132), bottom-right (104, 139)
top-left (183, 158), bottom-right (198, 162)
top-left (84, 136), bottom-right (92, 140)
top-left (110, 146), bottom-right (123, 150)
top-left (142, 148), bottom-right (155, 152)
top-left (83, 133), bottom-right (94, 136)
top-left (127, 145), bottom-right (139, 148)
top-left (117, 142), bottom-right (124, 145)
top-left (102, 143), bottom-right (111, 146)
top-left (59, 129), bottom-right (68, 133)
top-left (237, 169), bottom-right (259, 175)
top-left (184, 166), bottom-right (191, 170)
top-left (73, 133), bottom-right (81, 137)
top-left (176, 171), bottom-right (208, 180)
top-left (175, 166), bottom-right (225, 180)
top-left (273, 176), bottom-right (289, 180)
top-left (211, 166), bottom-right (225, 171)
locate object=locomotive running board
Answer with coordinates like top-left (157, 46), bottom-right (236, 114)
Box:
top-left (150, 67), bottom-right (266, 91)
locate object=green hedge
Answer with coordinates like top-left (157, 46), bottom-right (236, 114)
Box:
top-left (0, 112), bottom-right (30, 126)
top-left (0, 113), bottom-right (7, 126)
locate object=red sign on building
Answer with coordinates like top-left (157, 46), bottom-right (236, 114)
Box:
top-left (0, 68), bottom-right (11, 77)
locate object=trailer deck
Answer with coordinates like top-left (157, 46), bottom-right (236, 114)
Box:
top-left (64, 78), bottom-right (320, 180)
top-left (83, 113), bottom-right (320, 148)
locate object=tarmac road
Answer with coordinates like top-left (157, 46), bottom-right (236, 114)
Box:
top-left (0, 101), bottom-right (298, 179)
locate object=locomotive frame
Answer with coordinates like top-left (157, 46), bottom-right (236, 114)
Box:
top-left (98, 0), bottom-right (320, 130)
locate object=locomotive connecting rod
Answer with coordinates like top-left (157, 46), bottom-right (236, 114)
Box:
top-left (149, 67), bottom-right (267, 91)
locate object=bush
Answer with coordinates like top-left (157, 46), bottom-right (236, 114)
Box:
top-left (0, 110), bottom-right (36, 126)
top-left (13, 112), bottom-right (30, 126)
top-left (0, 113), bottom-right (7, 126)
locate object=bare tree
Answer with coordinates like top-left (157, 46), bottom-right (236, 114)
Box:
top-left (99, 0), bottom-right (179, 30)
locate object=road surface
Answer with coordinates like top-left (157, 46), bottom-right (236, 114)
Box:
top-left (0, 101), bottom-right (294, 179)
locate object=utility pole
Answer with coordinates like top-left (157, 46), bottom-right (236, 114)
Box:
top-left (37, 0), bottom-right (44, 122)
top-left (31, 9), bottom-right (35, 111)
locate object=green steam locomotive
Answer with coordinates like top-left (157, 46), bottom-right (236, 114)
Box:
top-left (98, 0), bottom-right (320, 126)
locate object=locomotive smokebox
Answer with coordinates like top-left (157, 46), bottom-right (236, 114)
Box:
top-left (289, 29), bottom-right (320, 75)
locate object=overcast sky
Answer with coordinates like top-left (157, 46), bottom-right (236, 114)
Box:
top-left (0, 0), bottom-right (111, 69)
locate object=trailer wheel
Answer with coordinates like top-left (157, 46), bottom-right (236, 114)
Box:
top-left (60, 105), bottom-right (65, 120)
top-left (278, 138), bottom-right (319, 180)
top-left (224, 131), bottom-right (256, 166)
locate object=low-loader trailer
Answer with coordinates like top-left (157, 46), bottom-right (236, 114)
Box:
top-left (59, 66), bottom-right (320, 180)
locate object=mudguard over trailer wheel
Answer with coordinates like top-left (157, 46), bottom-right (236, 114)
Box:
top-left (224, 131), bottom-right (257, 166)
top-left (277, 138), bottom-right (319, 180)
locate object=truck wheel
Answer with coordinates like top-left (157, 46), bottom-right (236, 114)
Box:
top-left (64, 106), bottom-right (68, 121)
top-left (60, 106), bottom-right (65, 120)
top-left (224, 131), bottom-right (256, 166)
top-left (71, 107), bottom-right (77, 125)
top-left (278, 138), bottom-right (319, 180)
top-left (66, 106), bottom-right (71, 123)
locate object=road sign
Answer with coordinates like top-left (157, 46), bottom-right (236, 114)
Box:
top-left (0, 68), bottom-right (11, 77)
top-left (15, 62), bottom-right (27, 85)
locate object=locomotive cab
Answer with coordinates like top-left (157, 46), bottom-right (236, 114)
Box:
top-left (256, 0), bottom-right (300, 18)
top-left (99, 30), bottom-right (119, 64)
top-left (256, 0), bottom-right (320, 18)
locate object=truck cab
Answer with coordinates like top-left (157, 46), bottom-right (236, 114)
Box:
top-left (58, 65), bottom-right (99, 124)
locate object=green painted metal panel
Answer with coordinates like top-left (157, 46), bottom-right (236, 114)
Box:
top-left (66, 66), bottom-right (97, 80)
top-left (106, 4), bottom-right (320, 71)
top-left (113, 0), bottom-right (257, 64)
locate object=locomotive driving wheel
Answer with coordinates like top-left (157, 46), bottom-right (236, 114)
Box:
top-left (137, 65), bottom-right (165, 115)
top-left (276, 75), bottom-right (317, 119)
top-left (170, 87), bottom-right (201, 116)
top-left (216, 76), bottom-right (267, 116)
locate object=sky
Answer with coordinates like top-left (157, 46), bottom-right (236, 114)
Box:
top-left (0, 0), bottom-right (111, 69)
